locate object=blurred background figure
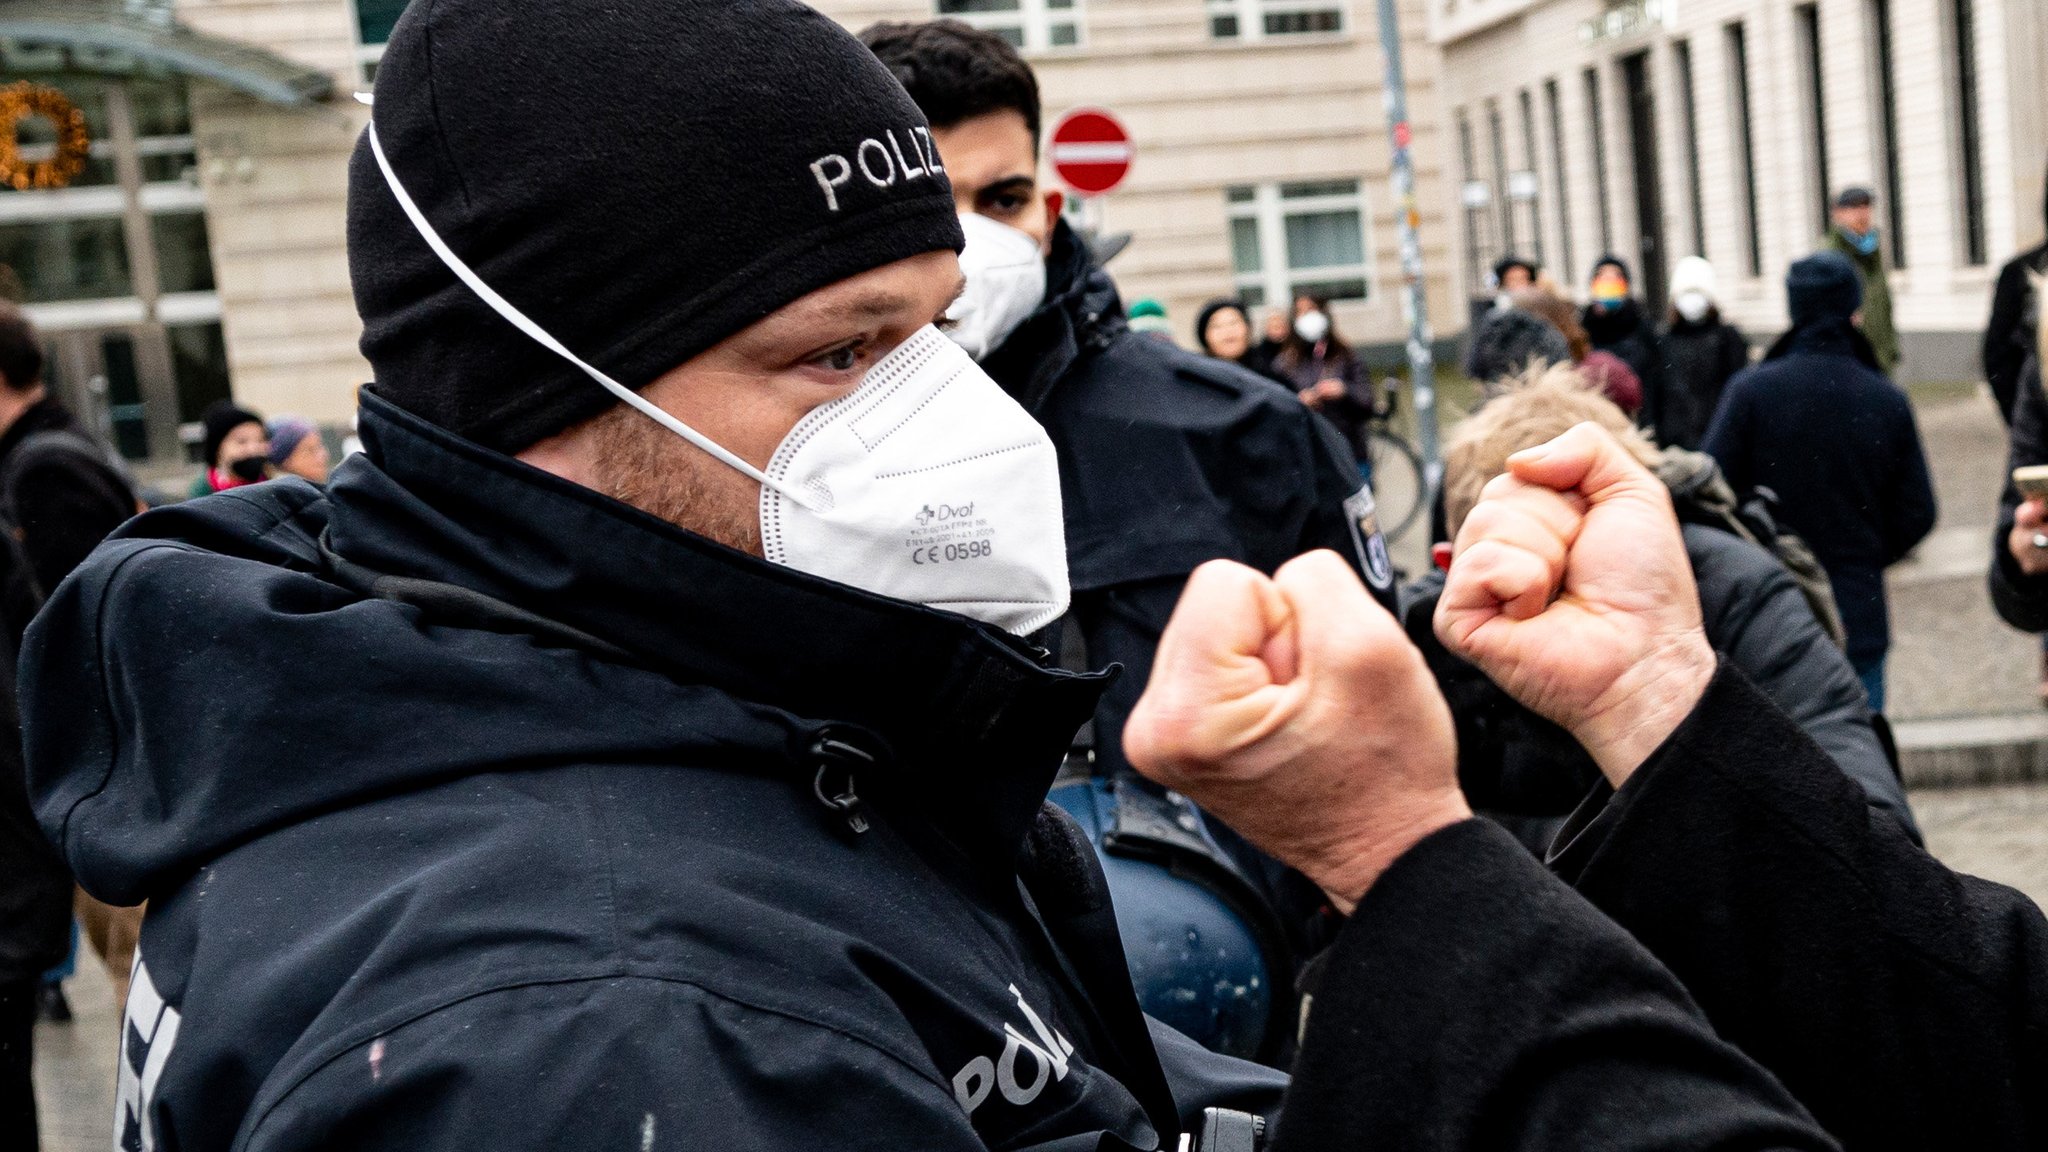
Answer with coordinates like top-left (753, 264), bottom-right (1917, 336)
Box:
top-left (1126, 298), bottom-right (1175, 344)
top-left (1704, 252), bottom-right (1936, 711)
top-left (1581, 256), bottom-right (1660, 396)
top-left (1824, 187), bottom-right (1899, 376)
top-left (1514, 289), bottom-right (1641, 417)
top-left (189, 403), bottom-right (270, 498)
top-left (1984, 169), bottom-right (2048, 425)
top-left (1275, 294), bottom-right (1374, 477)
top-left (1195, 298), bottom-right (1288, 385)
top-left (1651, 256), bottom-right (1751, 451)
top-left (1491, 255), bottom-right (1539, 310)
top-left (266, 417), bottom-right (331, 485)
top-left (1252, 306), bottom-right (1291, 376)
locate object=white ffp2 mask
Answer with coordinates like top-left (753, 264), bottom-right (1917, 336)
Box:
top-left (946, 213), bottom-right (1047, 361)
top-left (368, 122), bottom-right (1071, 636)
top-left (1674, 291), bottom-right (1713, 324)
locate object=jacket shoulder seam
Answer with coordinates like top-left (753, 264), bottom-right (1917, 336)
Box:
top-left (243, 969), bottom-right (956, 1136)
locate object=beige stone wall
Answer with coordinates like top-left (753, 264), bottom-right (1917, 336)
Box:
top-left (815, 0), bottom-right (1461, 353)
top-left (1433, 0), bottom-right (2041, 374)
top-left (175, 0), bottom-right (368, 425)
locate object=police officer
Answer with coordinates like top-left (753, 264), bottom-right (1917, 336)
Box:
top-left (860, 21), bottom-right (1398, 790)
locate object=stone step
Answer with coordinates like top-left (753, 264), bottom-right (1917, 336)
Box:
top-left (1895, 711), bottom-right (2048, 789)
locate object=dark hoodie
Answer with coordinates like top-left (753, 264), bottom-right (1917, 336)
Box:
top-left (24, 391), bottom-right (1296, 1150)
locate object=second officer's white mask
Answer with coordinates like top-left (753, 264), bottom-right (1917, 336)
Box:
top-left (945, 213), bottom-right (1048, 361)
top-left (369, 122), bottom-right (1070, 637)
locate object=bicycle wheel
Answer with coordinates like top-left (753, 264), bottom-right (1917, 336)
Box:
top-left (1363, 429), bottom-right (1426, 542)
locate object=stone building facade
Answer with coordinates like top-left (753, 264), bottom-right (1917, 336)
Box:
top-left (1432, 0), bottom-right (2047, 380)
top-left (3, 0), bottom-right (1460, 468)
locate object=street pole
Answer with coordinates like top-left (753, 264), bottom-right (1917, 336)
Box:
top-left (1375, 0), bottom-right (1443, 506)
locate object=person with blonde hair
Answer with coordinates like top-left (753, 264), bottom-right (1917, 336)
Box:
top-left (1406, 363), bottom-right (1912, 850)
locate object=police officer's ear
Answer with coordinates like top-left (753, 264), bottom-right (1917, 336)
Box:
top-left (1041, 189), bottom-right (1064, 255)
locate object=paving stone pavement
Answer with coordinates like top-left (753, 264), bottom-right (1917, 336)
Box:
top-left (33, 946), bottom-right (117, 1152)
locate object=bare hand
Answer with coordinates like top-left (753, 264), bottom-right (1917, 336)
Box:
top-left (2011, 500), bottom-right (2048, 576)
top-left (1315, 378), bottom-right (1347, 401)
top-left (1297, 388), bottom-right (1325, 410)
top-left (1124, 552), bottom-right (1466, 911)
top-left (1434, 423), bottom-right (1715, 786)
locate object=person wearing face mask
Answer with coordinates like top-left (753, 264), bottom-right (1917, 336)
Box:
top-left (1579, 256), bottom-right (1660, 401)
top-left (1822, 187), bottom-right (1899, 375)
top-left (1649, 256), bottom-right (1750, 451)
top-left (187, 401), bottom-right (271, 497)
top-left (860, 25), bottom-right (1397, 859)
top-left (1275, 295), bottom-right (1377, 471)
top-left (19, 5), bottom-right (1299, 1147)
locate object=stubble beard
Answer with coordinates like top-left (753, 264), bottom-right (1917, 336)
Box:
top-left (586, 404), bottom-right (764, 557)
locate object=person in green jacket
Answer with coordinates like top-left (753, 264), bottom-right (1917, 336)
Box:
top-left (1822, 186), bottom-right (1899, 374)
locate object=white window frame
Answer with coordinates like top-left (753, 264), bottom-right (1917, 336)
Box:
top-left (1206, 0), bottom-right (1349, 43)
top-left (1227, 179), bottom-right (1375, 307)
top-left (346, 0), bottom-right (390, 81)
top-left (933, 0), bottom-right (1086, 53)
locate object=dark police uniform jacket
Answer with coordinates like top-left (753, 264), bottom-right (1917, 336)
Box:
top-left (23, 392), bottom-right (1285, 1151)
top-left (982, 221), bottom-right (1395, 782)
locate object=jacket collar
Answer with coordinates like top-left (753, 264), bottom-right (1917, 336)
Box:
top-left (329, 391), bottom-right (1109, 868)
top-left (1764, 317), bottom-right (1882, 372)
top-left (982, 219), bottom-right (1125, 413)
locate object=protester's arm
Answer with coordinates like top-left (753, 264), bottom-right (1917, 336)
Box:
top-left (1277, 818), bottom-right (1835, 1152)
top-left (1550, 665), bottom-right (2048, 1151)
top-left (242, 980), bottom-right (997, 1152)
top-left (1989, 359), bottom-right (2048, 631)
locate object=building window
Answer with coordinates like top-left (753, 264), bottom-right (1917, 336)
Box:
top-left (1207, 0), bottom-right (1345, 41)
top-left (1517, 89), bottom-right (1545, 266)
top-left (1584, 67), bottom-right (1613, 257)
top-left (1487, 100), bottom-right (1516, 258)
top-left (1726, 22), bottom-right (1763, 277)
top-left (1456, 110), bottom-right (1495, 293)
top-left (1794, 3), bottom-right (1831, 236)
top-left (1869, 0), bottom-right (1907, 268)
top-left (1674, 39), bottom-right (1706, 259)
top-left (1545, 78), bottom-right (1574, 280)
top-left (1949, 0), bottom-right (1987, 266)
top-left (349, 0), bottom-right (409, 74)
top-left (939, 0), bottom-right (1083, 51)
top-left (1227, 180), bottom-right (1372, 308)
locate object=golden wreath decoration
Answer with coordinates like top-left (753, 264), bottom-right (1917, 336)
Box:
top-left (0, 82), bottom-right (93, 191)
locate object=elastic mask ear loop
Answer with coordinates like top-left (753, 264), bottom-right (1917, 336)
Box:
top-left (365, 119), bottom-right (819, 511)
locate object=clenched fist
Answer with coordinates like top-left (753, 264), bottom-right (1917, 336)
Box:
top-left (1434, 422), bottom-right (1716, 786)
top-left (1123, 551), bottom-right (1466, 911)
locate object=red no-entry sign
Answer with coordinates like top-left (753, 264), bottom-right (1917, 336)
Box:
top-left (1049, 108), bottom-right (1133, 196)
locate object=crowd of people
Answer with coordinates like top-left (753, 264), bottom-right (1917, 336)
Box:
top-left (0, 2), bottom-right (2044, 1149)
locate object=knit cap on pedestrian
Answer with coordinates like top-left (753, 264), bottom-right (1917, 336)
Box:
top-left (265, 416), bottom-right (316, 467)
top-left (348, 0), bottom-right (965, 455)
top-left (1669, 256), bottom-right (1717, 305)
top-left (1787, 252), bottom-right (1864, 328)
top-left (200, 401), bottom-right (263, 469)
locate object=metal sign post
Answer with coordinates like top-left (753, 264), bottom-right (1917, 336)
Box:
top-left (1375, 0), bottom-right (1443, 506)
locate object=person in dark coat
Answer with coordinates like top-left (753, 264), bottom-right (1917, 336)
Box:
top-left (1579, 254), bottom-right (1660, 395)
top-left (0, 523), bottom-right (66, 1150)
top-left (1270, 293), bottom-right (1378, 472)
top-left (1650, 255), bottom-right (1749, 450)
top-left (22, 7), bottom-right (1319, 1147)
top-left (1129, 422), bottom-right (2048, 1152)
top-left (1704, 252), bottom-right (1936, 711)
top-left (862, 20), bottom-right (1397, 785)
top-left (1981, 172), bottom-right (2048, 423)
top-left (186, 402), bottom-right (270, 499)
top-left (0, 303), bottom-right (137, 594)
top-left (1404, 364), bottom-right (1911, 849)
top-left (1986, 350), bottom-right (2048, 704)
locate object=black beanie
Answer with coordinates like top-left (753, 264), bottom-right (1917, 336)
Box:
top-left (200, 401), bottom-right (263, 470)
top-left (1467, 309), bottom-right (1572, 383)
top-left (350, 0), bottom-right (965, 455)
top-left (1787, 252), bottom-right (1863, 328)
top-left (1590, 254), bottom-right (1633, 285)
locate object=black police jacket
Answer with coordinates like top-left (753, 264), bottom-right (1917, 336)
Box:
top-left (21, 391), bottom-right (1287, 1151)
top-left (982, 222), bottom-right (1394, 782)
